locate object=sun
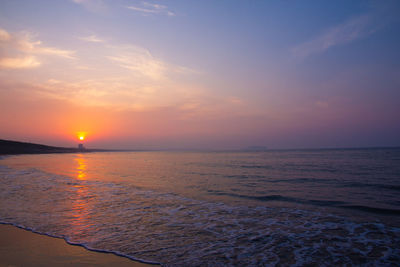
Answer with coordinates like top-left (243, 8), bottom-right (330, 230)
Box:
top-left (76, 132), bottom-right (86, 141)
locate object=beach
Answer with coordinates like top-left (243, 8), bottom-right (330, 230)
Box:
top-left (1, 0), bottom-right (400, 265)
top-left (1, 150), bottom-right (399, 265)
top-left (0, 141), bottom-right (152, 267)
top-left (0, 224), bottom-right (151, 267)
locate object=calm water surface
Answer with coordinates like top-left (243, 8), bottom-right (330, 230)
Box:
top-left (1, 149), bottom-right (399, 266)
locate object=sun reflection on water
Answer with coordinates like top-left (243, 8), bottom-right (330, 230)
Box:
top-left (75, 154), bottom-right (87, 180)
top-left (69, 154), bottom-right (92, 235)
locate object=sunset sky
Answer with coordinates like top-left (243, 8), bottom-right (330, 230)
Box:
top-left (1, 0), bottom-right (399, 149)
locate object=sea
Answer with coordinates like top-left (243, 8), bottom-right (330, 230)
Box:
top-left (0, 148), bottom-right (399, 266)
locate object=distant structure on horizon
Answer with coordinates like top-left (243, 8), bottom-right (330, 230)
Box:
top-left (245, 146), bottom-right (268, 151)
top-left (78, 143), bottom-right (85, 151)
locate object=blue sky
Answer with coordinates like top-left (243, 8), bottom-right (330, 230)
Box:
top-left (0, 0), bottom-right (399, 149)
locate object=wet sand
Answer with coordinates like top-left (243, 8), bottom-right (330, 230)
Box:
top-left (0, 224), bottom-right (153, 267)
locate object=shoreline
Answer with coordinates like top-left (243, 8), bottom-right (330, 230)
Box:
top-left (0, 223), bottom-right (157, 266)
top-left (0, 139), bottom-right (139, 156)
top-left (0, 139), bottom-right (115, 155)
top-left (0, 142), bottom-right (159, 266)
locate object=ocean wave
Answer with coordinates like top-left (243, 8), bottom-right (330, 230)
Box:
top-left (341, 182), bottom-right (400, 191)
top-left (0, 221), bottom-right (160, 265)
top-left (207, 191), bottom-right (400, 216)
top-left (1, 164), bottom-right (400, 266)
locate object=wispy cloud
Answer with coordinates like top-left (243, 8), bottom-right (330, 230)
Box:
top-left (106, 44), bottom-right (197, 80)
top-left (0, 27), bottom-right (75, 69)
top-left (0, 56), bottom-right (41, 69)
top-left (31, 75), bottom-right (204, 112)
top-left (126, 2), bottom-right (175, 16)
top-left (72, 0), bottom-right (106, 13)
top-left (31, 45), bottom-right (76, 59)
top-left (107, 45), bottom-right (167, 80)
top-left (0, 28), bottom-right (204, 112)
top-left (0, 28), bottom-right (11, 41)
top-left (79, 34), bottom-right (105, 43)
top-left (292, 14), bottom-right (376, 59)
top-left (36, 78), bottom-right (124, 107)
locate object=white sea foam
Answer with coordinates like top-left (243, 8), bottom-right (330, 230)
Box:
top-left (1, 163), bottom-right (400, 266)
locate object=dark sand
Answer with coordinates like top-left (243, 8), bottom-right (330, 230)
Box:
top-left (0, 224), bottom-right (153, 267)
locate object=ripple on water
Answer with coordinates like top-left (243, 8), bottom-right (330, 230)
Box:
top-left (0, 165), bottom-right (399, 266)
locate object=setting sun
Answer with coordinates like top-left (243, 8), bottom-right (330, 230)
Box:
top-left (1, 1), bottom-right (400, 265)
top-left (76, 132), bottom-right (86, 142)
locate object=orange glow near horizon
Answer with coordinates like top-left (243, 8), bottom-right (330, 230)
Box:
top-left (77, 132), bottom-right (86, 142)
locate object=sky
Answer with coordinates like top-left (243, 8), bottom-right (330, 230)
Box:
top-left (0, 0), bottom-right (399, 150)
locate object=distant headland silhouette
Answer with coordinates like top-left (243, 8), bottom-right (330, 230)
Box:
top-left (0, 139), bottom-right (111, 155)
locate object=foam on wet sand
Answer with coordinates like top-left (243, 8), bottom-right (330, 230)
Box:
top-left (0, 224), bottom-right (152, 267)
